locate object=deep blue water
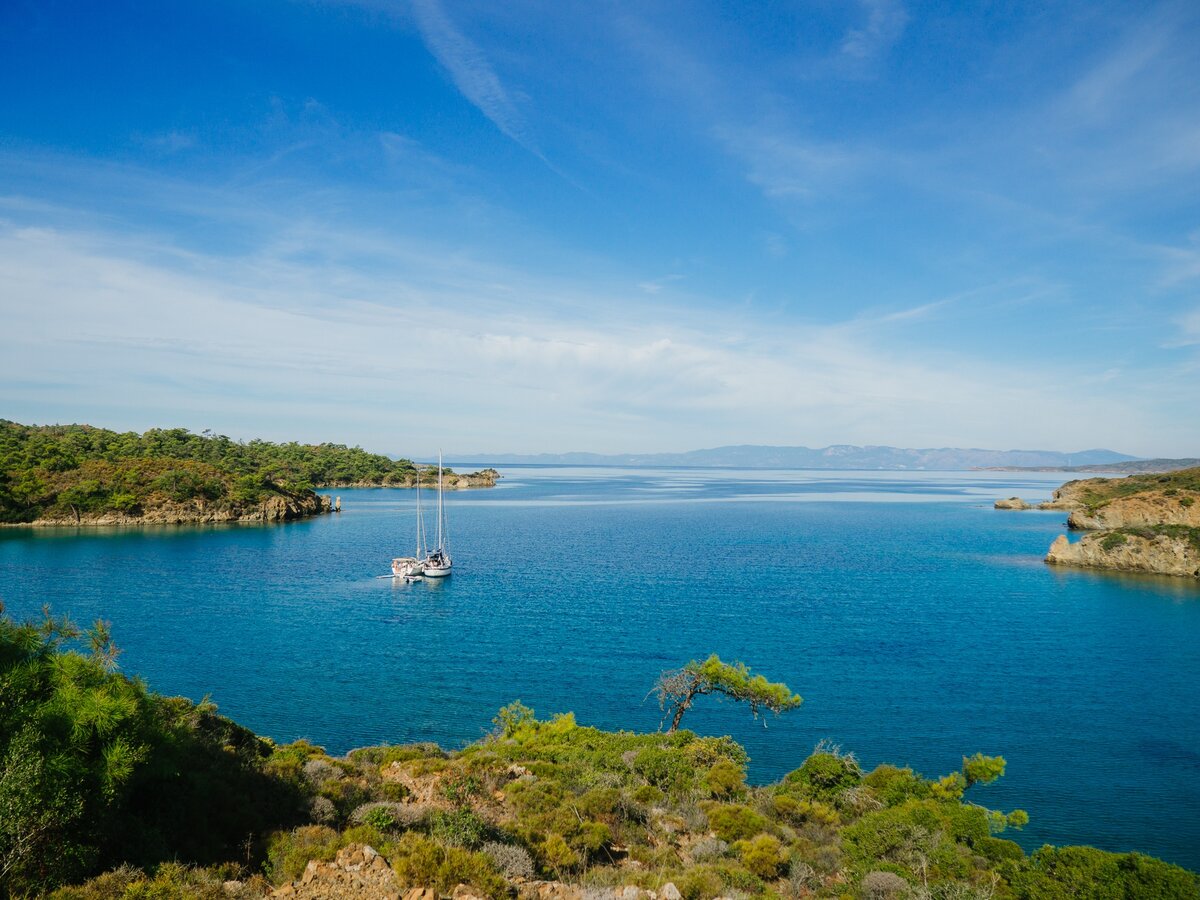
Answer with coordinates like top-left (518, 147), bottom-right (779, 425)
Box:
top-left (2, 467), bottom-right (1199, 870)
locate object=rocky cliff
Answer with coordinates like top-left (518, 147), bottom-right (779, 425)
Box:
top-left (1066, 491), bottom-right (1200, 529)
top-left (1046, 530), bottom-right (1200, 578)
top-left (27, 492), bottom-right (331, 526)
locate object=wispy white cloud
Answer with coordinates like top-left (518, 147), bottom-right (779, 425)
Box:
top-left (410, 0), bottom-right (542, 158)
top-left (841, 0), bottom-right (908, 61)
top-left (714, 125), bottom-right (864, 201)
top-left (1, 212), bottom-right (1191, 456)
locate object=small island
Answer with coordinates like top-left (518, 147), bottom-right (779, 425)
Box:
top-left (0, 421), bottom-right (498, 527)
top-left (995, 467), bottom-right (1200, 578)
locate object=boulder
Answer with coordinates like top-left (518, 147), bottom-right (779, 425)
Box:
top-left (994, 497), bottom-right (1031, 510)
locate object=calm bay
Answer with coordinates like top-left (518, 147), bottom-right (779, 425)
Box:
top-left (2, 467), bottom-right (1197, 869)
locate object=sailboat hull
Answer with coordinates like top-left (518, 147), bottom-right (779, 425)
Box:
top-left (423, 562), bottom-right (452, 577)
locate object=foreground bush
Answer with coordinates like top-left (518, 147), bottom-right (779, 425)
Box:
top-left (5, 617), bottom-right (1198, 899)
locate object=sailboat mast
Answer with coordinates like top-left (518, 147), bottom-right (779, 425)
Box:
top-left (436, 451), bottom-right (444, 551)
top-left (415, 473), bottom-right (424, 557)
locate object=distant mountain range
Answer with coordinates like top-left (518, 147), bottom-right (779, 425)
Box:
top-left (453, 445), bottom-right (1141, 471)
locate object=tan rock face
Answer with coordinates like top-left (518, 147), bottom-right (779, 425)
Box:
top-left (272, 844), bottom-right (401, 900)
top-left (994, 497), bottom-right (1032, 510)
top-left (29, 493), bottom-right (331, 527)
top-left (1045, 532), bottom-right (1200, 578)
top-left (1066, 492), bottom-right (1200, 530)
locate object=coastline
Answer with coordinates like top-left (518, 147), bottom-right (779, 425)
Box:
top-left (995, 469), bottom-right (1200, 578)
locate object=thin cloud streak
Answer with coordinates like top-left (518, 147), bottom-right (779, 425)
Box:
top-left (410, 0), bottom-right (542, 158)
top-left (0, 217), bottom-right (1191, 456)
top-left (841, 0), bottom-right (908, 61)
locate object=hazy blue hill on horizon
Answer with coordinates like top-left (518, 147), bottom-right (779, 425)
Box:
top-left (456, 445), bottom-right (1139, 470)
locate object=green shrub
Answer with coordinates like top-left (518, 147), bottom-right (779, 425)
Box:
top-left (733, 834), bottom-right (787, 880)
top-left (785, 748), bottom-right (863, 797)
top-left (390, 833), bottom-right (507, 898)
top-left (538, 833), bottom-right (580, 873)
top-left (704, 804), bottom-right (770, 842)
top-left (429, 808), bottom-right (491, 848)
top-left (677, 863), bottom-right (725, 899)
top-left (1101, 532), bottom-right (1128, 550)
top-left (862, 766), bottom-right (932, 807)
top-left (703, 759), bottom-right (746, 799)
top-left (264, 826), bottom-right (340, 885)
top-left (1006, 845), bottom-right (1200, 899)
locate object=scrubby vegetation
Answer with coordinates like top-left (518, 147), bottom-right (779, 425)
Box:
top-left (3, 609), bottom-right (1197, 899)
top-left (0, 604), bottom-right (308, 896)
top-left (1103, 525), bottom-right (1200, 553)
top-left (1067, 467), bottom-right (1200, 514)
top-left (0, 420), bottom-right (489, 523)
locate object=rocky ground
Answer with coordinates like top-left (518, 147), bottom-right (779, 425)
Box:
top-left (260, 844), bottom-right (697, 900)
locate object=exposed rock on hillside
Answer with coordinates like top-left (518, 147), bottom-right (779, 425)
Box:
top-left (271, 844), bottom-right (400, 899)
top-left (26, 492), bottom-right (331, 527)
top-left (1046, 531), bottom-right (1200, 578)
top-left (1067, 491), bottom-right (1200, 530)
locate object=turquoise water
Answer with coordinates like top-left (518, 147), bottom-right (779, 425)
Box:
top-left (2, 467), bottom-right (1199, 870)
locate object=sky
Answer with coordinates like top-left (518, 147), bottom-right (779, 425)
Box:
top-left (1, 0), bottom-right (1199, 458)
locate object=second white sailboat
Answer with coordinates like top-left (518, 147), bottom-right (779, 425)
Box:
top-left (423, 451), bottom-right (452, 577)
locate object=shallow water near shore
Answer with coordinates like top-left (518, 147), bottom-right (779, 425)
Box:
top-left (2, 466), bottom-right (1199, 870)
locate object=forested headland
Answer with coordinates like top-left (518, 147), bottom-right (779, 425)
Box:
top-left (1, 606), bottom-right (1195, 900)
top-left (0, 421), bottom-right (496, 525)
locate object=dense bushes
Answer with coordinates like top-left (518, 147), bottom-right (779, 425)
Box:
top-left (0, 606), bottom-right (307, 895)
top-left (0, 420), bottom-right (430, 521)
top-left (6, 625), bottom-right (1198, 898)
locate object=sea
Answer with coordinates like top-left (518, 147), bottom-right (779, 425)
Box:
top-left (2, 466), bottom-right (1198, 870)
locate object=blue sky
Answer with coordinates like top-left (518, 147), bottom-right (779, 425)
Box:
top-left (1, 0), bottom-right (1198, 457)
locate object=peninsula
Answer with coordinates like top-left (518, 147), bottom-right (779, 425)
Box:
top-left (0, 421), bottom-right (498, 526)
top-left (995, 467), bottom-right (1200, 578)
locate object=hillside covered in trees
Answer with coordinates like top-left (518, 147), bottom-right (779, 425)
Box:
top-left (2, 606), bottom-right (1195, 900)
top-left (0, 421), bottom-right (491, 525)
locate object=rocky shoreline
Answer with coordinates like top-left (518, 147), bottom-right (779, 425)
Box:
top-left (12, 492), bottom-right (332, 527)
top-left (995, 469), bottom-right (1200, 578)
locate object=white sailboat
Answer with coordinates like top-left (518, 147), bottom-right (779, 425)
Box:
top-left (422, 451), bottom-right (452, 577)
top-left (391, 471), bottom-right (427, 578)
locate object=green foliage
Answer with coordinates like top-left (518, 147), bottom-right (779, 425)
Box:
top-left (655, 654), bottom-right (802, 732)
top-left (1069, 467), bottom-right (1200, 514)
top-left (703, 759), bottom-right (747, 799)
top-left (429, 808), bottom-right (490, 848)
top-left (0, 419), bottom-right (440, 522)
top-left (862, 765), bottom-right (932, 807)
top-left (1006, 845), bottom-right (1200, 899)
top-left (1101, 532), bottom-right (1129, 550)
top-left (264, 825), bottom-right (341, 884)
top-left (783, 745), bottom-right (863, 798)
top-left (1106, 525), bottom-right (1200, 553)
top-left (962, 753), bottom-right (1006, 787)
top-left (389, 832), bottom-right (508, 898)
top-left (704, 803), bottom-right (771, 842)
top-left (493, 700), bottom-right (536, 738)
top-left (0, 606), bottom-right (307, 895)
top-left (20, 662), bottom-right (1200, 900)
top-left (733, 834), bottom-right (787, 880)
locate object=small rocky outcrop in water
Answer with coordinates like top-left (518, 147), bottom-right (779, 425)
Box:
top-left (994, 497), bottom-right (1032, 510)
top-left (1046, 530), bottom-right (1200, 578)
